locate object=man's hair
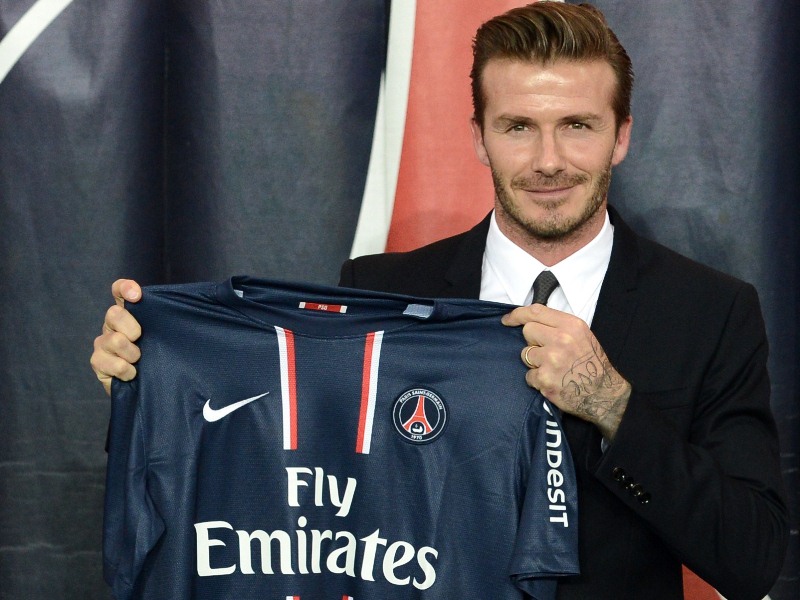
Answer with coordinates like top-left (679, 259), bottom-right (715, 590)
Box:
top-left (470, 1), bottom-right (634, 129)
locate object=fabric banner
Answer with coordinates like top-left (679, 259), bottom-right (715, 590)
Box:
top-left (0, 1), bottom-right (796, 598)
top-left (0, 1), bottom-right (164, 597)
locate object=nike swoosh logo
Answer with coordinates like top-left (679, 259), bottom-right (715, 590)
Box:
top-left (203, 392), bottom-right (270, 422)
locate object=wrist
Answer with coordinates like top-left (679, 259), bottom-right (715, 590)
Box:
top-left (594, 380), bottom-right (631, 442)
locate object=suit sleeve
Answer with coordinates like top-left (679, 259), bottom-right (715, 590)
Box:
top-left (595, 283), bottom-right (788, 600)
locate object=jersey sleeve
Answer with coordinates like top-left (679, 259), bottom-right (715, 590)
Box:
top-left (509, 398), bottom-right (580, 599)
top-left (103, 378), bottom-right (165, 600)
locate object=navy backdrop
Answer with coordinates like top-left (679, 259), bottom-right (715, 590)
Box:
top-left (0, 1), bottom-right (796, 598)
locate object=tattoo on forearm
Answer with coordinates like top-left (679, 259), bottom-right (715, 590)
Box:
top-left (560, 338), bottom-right (629, 436)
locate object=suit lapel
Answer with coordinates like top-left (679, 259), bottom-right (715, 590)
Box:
top-left (438, 212), bottom-right (492, 298)
top-left (592, 206), bottom-right (640, 364)
top-left (567, 205), bottom-right (642, 466)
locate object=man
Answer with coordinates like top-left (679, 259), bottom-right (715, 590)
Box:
top-left (92, 2), bottom-right (788, 598)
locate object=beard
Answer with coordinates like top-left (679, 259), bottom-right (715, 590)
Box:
top-left (492, 163), bottom-right (612, 242)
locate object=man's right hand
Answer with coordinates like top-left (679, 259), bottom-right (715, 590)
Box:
top-left (90, 279), bottom-right (143, 396)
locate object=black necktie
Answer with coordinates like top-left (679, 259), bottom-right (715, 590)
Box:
top-left (531, 270), bottom-right (559, 305)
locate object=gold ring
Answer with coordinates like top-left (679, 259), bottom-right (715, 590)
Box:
top-left (523, 346), bottom-right (536, 369)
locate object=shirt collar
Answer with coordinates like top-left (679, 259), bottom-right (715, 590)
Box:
top-left (483, 210), bottom-right (614, 313)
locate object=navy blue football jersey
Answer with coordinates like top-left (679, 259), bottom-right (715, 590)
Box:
top-left (104, 277), bottom-right (579, 600)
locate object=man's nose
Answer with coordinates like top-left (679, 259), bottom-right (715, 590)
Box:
top-left (530, 131), bottom-right (567, 175)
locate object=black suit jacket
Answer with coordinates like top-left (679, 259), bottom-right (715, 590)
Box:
top-left (339, 207), bottom-right (788, 600)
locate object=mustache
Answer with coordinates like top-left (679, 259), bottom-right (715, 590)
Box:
top-left (510, 174), bottom-right (588, 189)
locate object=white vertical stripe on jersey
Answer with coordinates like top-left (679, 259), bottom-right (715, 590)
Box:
top-left (361, 330), bottom-right (384, 454)
top-left (274, 326), bottom-right (295, 450)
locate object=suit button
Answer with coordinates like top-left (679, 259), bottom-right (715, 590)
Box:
top-left (631, 484), bottom-right (644, 496)
top-left (638, 493), bottom-right (651, 504)
top-left (625, 480), bottom-right (637, 491)
top-left (612, 467), bottom-right (627, 482)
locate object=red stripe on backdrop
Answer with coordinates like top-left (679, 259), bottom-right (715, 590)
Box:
top-left (385, 1), bottom-right (522, 252)
top-left (684, 567), bottom-right (723, 600)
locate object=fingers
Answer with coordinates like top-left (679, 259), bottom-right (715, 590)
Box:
top-left (522, 345), bottom-right (538, 369)
top-left (501, 304), bottom-right (542, 327)
top-left (111, 279), bottom-right (142, 306)
top-left (501, 303), bottom-right (565, 328)
top-left (104, 303), bottom-right (143, 342)
top-left (519, 345), bottom-right (562, 399)
top-left (520, 345), bottom-right (556, 378)
top-left (94, 307), bottom-right (142, 366)
top-left (90, 280), bottom-right (144, 396)
top-left (91, 334), bottom-right (140, 395)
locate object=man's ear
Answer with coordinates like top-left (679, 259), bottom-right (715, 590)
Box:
top-left (611, 115), bottom-right (633, 166)
top-left (470, 118), bottom-right (491, 167)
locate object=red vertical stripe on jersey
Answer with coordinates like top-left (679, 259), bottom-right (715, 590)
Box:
top-left (276, 326), bottom-right (299, 450)
top-left (285, 329), bottom-right (298, 450)
top-left (355, 333), bottom-right (375, 453)
top-left (356, 331), bottom-right (383, 454)
top-left (385, 1), bottom-right (522, 252)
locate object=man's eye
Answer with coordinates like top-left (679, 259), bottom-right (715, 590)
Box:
top-left (509, 124), bottom-right (527, 132)
top-left (569, 122), bottom-right (587, 130)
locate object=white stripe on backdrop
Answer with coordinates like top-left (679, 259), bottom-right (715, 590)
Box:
top-left (350, 0), bottom-right (416, 258)
top-left (0, 0), bottom-right (73, 84)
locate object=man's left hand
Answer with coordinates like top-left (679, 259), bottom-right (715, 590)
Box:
top-left (502, 304), bottom-right (631, 441)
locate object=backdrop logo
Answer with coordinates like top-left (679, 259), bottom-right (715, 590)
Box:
top-left (392, 388), bottom-right (447, 444)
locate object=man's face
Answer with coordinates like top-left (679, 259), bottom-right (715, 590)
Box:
top-left (471, 58), bottom-right (632, 254)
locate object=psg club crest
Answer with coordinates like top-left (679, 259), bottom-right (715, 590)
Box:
top-left (392, 388), bottom-right (448, 444)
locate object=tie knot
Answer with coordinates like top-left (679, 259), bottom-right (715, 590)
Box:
top-left (531, 270), bottom-right (559, 305)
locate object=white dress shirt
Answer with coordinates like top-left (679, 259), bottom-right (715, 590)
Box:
top-left (479, 210), bottom-right (614, 326)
